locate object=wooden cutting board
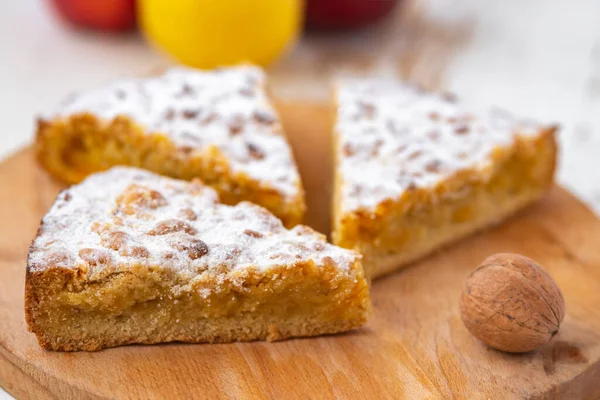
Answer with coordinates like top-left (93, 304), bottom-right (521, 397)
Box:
top-left (1, 101), bottom-right (600, 399)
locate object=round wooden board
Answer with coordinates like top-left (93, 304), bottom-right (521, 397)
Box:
top-left (1, 102), bottom-right (600, 399)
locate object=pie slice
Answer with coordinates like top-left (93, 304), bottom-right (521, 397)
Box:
top-left (36, 66), bottom-right (305, 227)
top-left (331, 79), bottom-right (557, 279)
top-left (26, 167), bottom-right (369, 351)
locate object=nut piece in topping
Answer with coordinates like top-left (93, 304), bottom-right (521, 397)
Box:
top-left (460, 253), bottom-right (565, 353)
top-left (100, 230), bottom-right (128, 251)
top-left (244, 229), bottom-right (264, 238)
top-left (178, 207), bottom-right (197, 221)
top-left (247, 143), bottom-right (265, 160)
top-left (171, 236), bottom-right (209, 259)
top-left (253, 110), bottom-right (276, 124)
top-left (79, 248), bottom-right (113, 266)
top-left (147, 219), bottom-right (197, 236)
top-left (116, 184), bottom-right (168, 215)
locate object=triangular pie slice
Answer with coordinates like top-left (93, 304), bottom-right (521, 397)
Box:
top-left (26, 167), bottom-right (369, 351)
top-left (36, 66), bottom-right (305, 227)
top-left (331, 79), bottom-right (557, 279)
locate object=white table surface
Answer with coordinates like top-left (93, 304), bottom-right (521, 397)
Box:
top-left (1, 0), bottom-right (599, 398)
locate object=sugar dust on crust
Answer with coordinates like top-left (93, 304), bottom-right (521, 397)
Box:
top-left (334, 78), bottom-right (557, 213)
top-left (331, 80), bottom-right (557, 280)
top-left (27, 167), bottom-right (357, 278)
top-left (45, 66), bottom-right (301, 197)
top-left (25, 167), bottom-right (370, 350)
top-left (35, 66), bottom-right (306, 227)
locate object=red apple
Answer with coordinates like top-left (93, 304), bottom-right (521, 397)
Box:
top-left (48, 0), bottom-right (136, 32)
top-left (305, 0), bottom-right (398, 30)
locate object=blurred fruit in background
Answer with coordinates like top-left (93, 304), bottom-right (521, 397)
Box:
top-left (138, 0), bottom-right (303, 69)
top-left (48, 0), bottom-right (136, 32)
top-left (46, 0), bottom-right (399, 67)
top-left (305, 0), bottom-right (397, 30)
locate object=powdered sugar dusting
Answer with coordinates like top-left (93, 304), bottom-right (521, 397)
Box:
top-left (28, 168), bottom-right (357, 286)
top-left (335, 79), bottom-right (545, 213)
top-left (51, 66), bottom-right (300, 198)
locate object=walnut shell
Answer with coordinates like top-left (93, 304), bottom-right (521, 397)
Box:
top-left (460, 253), bottom-right (565, 353)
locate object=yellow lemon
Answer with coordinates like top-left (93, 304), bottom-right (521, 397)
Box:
top-left (138, 0), bottom-right (303, 69)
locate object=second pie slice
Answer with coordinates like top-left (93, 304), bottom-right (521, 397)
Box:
top-left (26, 167), bottom-right (369, 351)
top-left (332, 79), bottom-right (557, 279)
top-left (36, 66), bottom-right (305, 227)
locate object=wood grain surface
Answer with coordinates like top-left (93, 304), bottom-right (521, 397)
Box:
top-left (1, 102), bottom-right (600, 399)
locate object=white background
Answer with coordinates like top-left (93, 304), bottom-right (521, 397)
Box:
top-left (1, 0), bottom-right (599, 398)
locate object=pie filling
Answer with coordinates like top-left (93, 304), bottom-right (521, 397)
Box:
top-left (27, 262), bottom-right (369, 350)
top-left (36, 115), bottom-right (304, 228)
top-left (334, 132), bottom-right (555, 278)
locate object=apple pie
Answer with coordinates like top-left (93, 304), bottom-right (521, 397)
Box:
top-left (26, 167), bottom-right (369, 351)
top-left (331, 79), bottom-right (557, 279)
top-left (36, 66), bottom-right (305, 227)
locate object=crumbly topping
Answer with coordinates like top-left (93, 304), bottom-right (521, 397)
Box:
top-left (28, 168), bottom-right (357, 285)
top-left (335, 79), bottom-right (546, 213)
top-left (50, 66), bottom-right (300, 198)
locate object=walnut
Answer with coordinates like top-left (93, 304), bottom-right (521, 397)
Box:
top-left (179, 145), bottom-right (195, 155)
top-left (370, 139), bottom-right (384, 157)
top-left (441, 91), bottom-right (457, 102)
top-left (182, 109), bottom-right (200, 119)
top-left (46, 249), bottom-right (75, 267)
top-left (129, 246), bottom-right (150, 258)
top-left (164, 109), bottom-right (175, 120)
top-left (428, 112), bottom-right (441, 121)
top-left (460, 253), bottom-right (565, 353)
top-left (357, 101), bottom-right (376, 119)
top-left (178, 84), bottom-right (194, 97)
top-left (253, 110), bottom-right (276, 124)
top-left (228, 114), bottom-right (245, 135)
top-left (322, 256), bottom-right (336, 268)
top-left (200, 112), bottom-right (218, 125)
top-left (147, 219), bottom-right (197, 236)
top-left (342, 143), bottom-right (355, 157)
top-left (293, 225), bottom-right (315, 236)
top-left (186, 180), bottom-right (207, 196)
top-left (79, 248), bottom-right (113, 266)
top-left (407, 150), bottom-right (423, 160)
top-left (425, 160), bottom-right (442, 173)
top-left (116, 184), bottom-right (168, 215)
top-left (247, 143), bottom-right (265, 160)
top-left (178, 207), bottom-right (197, 221)
top-left (99, 230), bottom-right (149, 258)
top-left (244, 229), bottom-right (264, 238)
top-left (101, 230), bottom-right (128, 251)
top-left (239, 87), bottom-right (255, 97)
top-left (454, 124), bottom-right (470, 135)
top-left (224, 246), bottom-right (242, 261)
top-left (427, 130), bottom-right (440, 141)
top-left (171, 236), bottom-right (208, 259)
